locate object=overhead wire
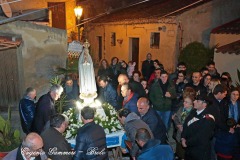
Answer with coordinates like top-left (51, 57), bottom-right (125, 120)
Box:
top-left (0, 0), bottom-right (21, 6)
top-left (0, 0), bottom-right (150, 26)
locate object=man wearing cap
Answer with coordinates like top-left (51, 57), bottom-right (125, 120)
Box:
top-left (181, 95), bottom-right (215, 160)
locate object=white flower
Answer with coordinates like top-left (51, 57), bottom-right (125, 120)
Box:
top-left (111, 127), bottom-right (116, 132)
top-left (64, 102), bottom-right (123, 139)
top-left (66, 130), bottom-right (72, 139)
top-left (105, 128), bottom-right (109, 134)
top-left (117, 124), bottom-right (121, 129)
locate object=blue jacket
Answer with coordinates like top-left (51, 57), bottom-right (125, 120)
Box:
top-left (139, 108), bottom-right (167, 143)
top-left (100, 83), bottom-right (118, 108)
top-left (123, 93), bottom-right (138, 114)
top-left (138, 139), bottom-right (174, 160)
top-left (19, 96), bottom-right (35, 134)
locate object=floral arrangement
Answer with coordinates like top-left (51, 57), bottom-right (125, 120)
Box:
top-left (63, 102), bottom-right (122, 139)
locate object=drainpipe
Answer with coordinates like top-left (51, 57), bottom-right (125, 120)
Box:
top-left (178, 22), bottom-right (183, 51)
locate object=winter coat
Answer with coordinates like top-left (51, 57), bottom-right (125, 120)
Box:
top-left (124, 112), bottom-right (153, 157)
top-left (181, 108), bottom-right (215, 160)
top-left (123, 93), bottom-right (139, 114)
top-left (73, 121), bottom-right (108, 160)
top-left (32, 92), bottom-right (55, 134)
top-left (19, 96), bottom-right (35, 134)
top-left (99, 82), bottom-right (118, 108)
top-left (41, 127), bottom-right (72, 160)
top-left (139, 108), bottom-right (167, 143)
top-left (141, 60), bottom-right (154, 80)
top-left (137, 139), bottom-right (174, 160)
top-left (149, 79), bottom-right (176, 111)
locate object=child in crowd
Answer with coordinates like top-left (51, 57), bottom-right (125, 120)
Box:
top-left (140, 78), bottom-right (149, 94)
top-left (127, 61), bottom-right (136, 78)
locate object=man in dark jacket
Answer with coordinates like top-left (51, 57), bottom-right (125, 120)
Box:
top-left (181, 95), bottom-right (215, 160)
top-left (208, 84), bottom-right (229, 132)
top-left (137, 97), bottom-right (167, 144)
top-left (98, 75), bottom-right (118, 110)
top-left (41, 114), bottom-right (72, 160)
top-left (136, 128), bottom-right (174, 160)
top-left (32, 84), bottom-right (63, 134)
top-left (141, 53), bottom-right (154, 81)
top-left (118, 108), bottom-right (153, 159)
top-left (185, 72), bottom-right (207, 96)
top-left (207, 84), bottom-right (229, 159)
top-left (19, 87), bottom-right (36, 134)
top-left (74, 106), bottom-right (108, 160)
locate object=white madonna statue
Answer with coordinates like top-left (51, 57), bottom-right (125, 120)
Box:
top-left (78, 40), bottom-right (97, 104)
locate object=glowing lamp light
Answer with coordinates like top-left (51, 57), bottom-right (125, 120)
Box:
top-left (95, 99), bottom-right (102, 108)
top-left (74, 6), bottom-right (83, 19)
top-left (76, 101), bottom-right (83, 110)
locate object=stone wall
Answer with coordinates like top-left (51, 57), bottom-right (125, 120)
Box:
top-left (0, 20), bottom-right (67, 98)
top-left (177, 0), bottom-right (240, 47)
top-left (214, 52), bottom-right (240, 84)
top-left (9, 0), bottom-right (76, 36)
top-left (87, 23), bottom-right (178, 72)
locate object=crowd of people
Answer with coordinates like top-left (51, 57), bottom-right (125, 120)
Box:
top-left (8, 52), bottom-right (240, 160)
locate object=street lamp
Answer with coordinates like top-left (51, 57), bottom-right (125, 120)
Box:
top-left (74, 6), bottom-right (83, 41)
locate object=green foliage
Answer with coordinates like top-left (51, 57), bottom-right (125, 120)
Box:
top-left (55, 67), bottom-right (78, 76)
top-left (0, 106), bottom-right (21, 151)
top-left (50, 76), bottom-right (62, 85)
top-left (55, 93), bottom-right (68, 113)
top-left (178, 42), bottom-right (214, 74)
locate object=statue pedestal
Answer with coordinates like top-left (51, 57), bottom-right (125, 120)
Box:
top-left (80, 92), bottom-right (97, 104)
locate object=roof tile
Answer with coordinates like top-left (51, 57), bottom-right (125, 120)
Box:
top-left (92, 0), bottom-right (212, 23)
top-left (216, 40), bottom-right (240, 55)
top-left (211, 18), bottom-right (240, 34)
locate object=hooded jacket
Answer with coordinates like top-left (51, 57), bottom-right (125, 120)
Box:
top-left (124, 112), bottom-right (153, 157)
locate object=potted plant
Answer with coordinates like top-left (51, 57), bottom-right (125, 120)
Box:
top-left (0, 106), bottom-right (21, 158)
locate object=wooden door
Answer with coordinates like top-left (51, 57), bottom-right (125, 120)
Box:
top-left (98, 36), bottom-right (102, 60)
top-left (0, 48), bottom-right (21, 107)
top-left (131, 38), bottom-right (139, 71)
top-left (48, 2), bottom-right (66, 29)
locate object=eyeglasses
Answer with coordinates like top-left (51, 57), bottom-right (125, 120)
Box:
top-left (178, 66), bottom-right (186, 69)
top-left (184, 101), bottom-right (192, 104)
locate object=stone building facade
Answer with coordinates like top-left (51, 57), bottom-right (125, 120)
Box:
top-left (85, 0), bottom-right (240, 72)
top-left (0, 18), bottom-right (67, 106)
